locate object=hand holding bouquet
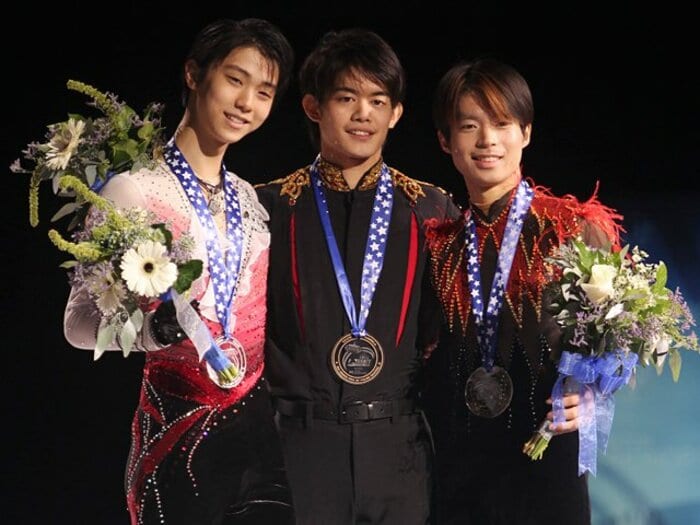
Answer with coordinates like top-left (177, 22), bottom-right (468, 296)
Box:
top-left (523, 238), bottom-right (698, 475)
top-left (49, 175), bottom-right (202, 357)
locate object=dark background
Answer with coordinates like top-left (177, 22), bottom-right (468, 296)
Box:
top-left (4, 2), bottom-right (698, 523)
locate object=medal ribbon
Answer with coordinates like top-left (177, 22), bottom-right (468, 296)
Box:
top-left (310, 155), bottom-right (394, 338)
top-left (465, 179), bottom-right (533, 370)
top-left (164, 138), bottom-right (243, 338)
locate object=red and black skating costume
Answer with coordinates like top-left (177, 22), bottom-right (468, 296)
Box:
top-left (424, 178), bottom-right (623, 525)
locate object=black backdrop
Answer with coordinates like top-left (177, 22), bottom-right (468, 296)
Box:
top-left (4, 2), bottom-right (698, 523)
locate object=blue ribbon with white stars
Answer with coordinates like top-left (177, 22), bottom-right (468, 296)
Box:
top-left (163, 138), bottom-right (243, 338)
top-left (464, 179), bottom-right (533, 370)
top-left (310, 155), bottom-right (394, 338)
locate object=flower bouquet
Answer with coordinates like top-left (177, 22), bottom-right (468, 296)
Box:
top-left (12, 81), bottom-right (242, 387)
top-left (51, 175), bottom-right (203, 357)
top-left (522, 238), bottom-right (698, 475)
top-left (11, 79), bottom-right (165, 228)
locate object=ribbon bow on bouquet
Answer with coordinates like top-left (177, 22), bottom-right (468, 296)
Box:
top-left (550, 350), bottom-right (637, 476)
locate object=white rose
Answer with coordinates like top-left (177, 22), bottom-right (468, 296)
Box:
top-left (580, 264), bottom-right (616, 303)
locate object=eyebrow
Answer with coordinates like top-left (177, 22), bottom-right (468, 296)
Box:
top-left (455, 113), bottom-right (478, 121)
top-left (222, 64), bottom-right (278, 90)
top-left (333, 86), bottom-right (389, 97)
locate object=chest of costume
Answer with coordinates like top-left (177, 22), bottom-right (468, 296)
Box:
top-left (430, 196), bottom-right (583, 337)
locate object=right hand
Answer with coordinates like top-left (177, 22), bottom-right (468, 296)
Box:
top-left (150, 300), bottom-right (199, 346)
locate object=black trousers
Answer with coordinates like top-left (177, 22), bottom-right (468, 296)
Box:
top-left (131, 380), bottom-right (295, 525)
top-left (276, 411), bottom-right (433, 525)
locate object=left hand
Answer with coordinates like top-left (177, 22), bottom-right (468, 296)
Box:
top-left (545, 393), bottom-right (580, 434)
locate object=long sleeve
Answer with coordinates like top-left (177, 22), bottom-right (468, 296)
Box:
top-left (62, 172), bottom-right (163, 352)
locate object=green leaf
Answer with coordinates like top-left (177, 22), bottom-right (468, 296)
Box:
top-left (119, 317), bottom-right (137, 357)
top-left (131, 308), bottom-right (144, 333)
top-left (85, 164), bottom-right (97, 188)
top-left (137, 121), bottom-right (154, 141)
top-left (113, 106), bottom-right (137, 134)
top-left (95, 322), bottom-right (117, 360)
top-left (173, 259), bottom-right (204, 293)
top-left (111, 139), bottom-right (140, 167)
top-left (618, 244), bottom-right (629, 261)
top-left (668, 348), bottom-right (681, 382)
top-left (51, 201), bottom-right (81, 222)
top-left (151, 223), bottom-right (172, 249)
top-left (652, 261), bottom-right (668, 292)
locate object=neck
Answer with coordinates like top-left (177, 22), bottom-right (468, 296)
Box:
top-left (174, 118), bottom-right (227, 186)
top-left (320, 150), bottom-right (382, 190)
top-left (466, 171), bottom-right (521, 213)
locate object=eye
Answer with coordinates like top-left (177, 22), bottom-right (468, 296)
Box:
top-left (258, 89), bottom-right (273, 100)
top-left (496, 120), bottom-right (513, 128)
top-left (228, 76), bottom-right (243, 86)
top-left (459, 122), bottom-right (476, 131)
top-left (371, 98), bottom-right (387, 107)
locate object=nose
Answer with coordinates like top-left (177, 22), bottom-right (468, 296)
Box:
top-left (352, 99), bottom-right (372, 121)
top-left (234, 87), bottom-right (254, 112)
top-left (476, 124), bottom-right (497, 147)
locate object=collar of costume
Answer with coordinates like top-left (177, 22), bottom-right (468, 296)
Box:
top-left (426, 179), bottom-right (624, 337)
top-left (277, 164), bottom-right (428, 207)
top-left (315, 156), bottom-right (384, 191)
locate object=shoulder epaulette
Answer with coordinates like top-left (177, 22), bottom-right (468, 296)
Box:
top-left (390, 167), bottom-right (454, 206)
top-left (255, 167), bottom-right (310, 206)
top-left (390, 168), bottom-right (426, 205)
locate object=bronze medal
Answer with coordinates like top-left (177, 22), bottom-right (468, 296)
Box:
top-left (465, 365), bottom-right (513, 418)
top-left (330, 333), bottom-right (384, 384)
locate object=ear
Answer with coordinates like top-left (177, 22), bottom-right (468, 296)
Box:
top-left (437, 130), bottom-right (451, 155)
top-left (302, 94), bottom-right (322, 122)
top-left (522, 124), bottom-right (532, 148)
top-left (388, 102), bottom-right (404, 129)
top-left (184, 59), bottom-right (199, 90)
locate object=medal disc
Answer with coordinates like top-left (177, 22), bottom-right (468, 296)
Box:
top-left (330, 333), bottom-right (384, 384)
top-left (206, 335), bottom-right (247, 389)
top-left (464, 365), bottom-right (513, 418)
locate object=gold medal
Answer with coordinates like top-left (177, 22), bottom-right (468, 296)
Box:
top-left (330, 333), bottom-right (384, 384)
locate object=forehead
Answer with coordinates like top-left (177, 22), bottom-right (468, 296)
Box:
top-left (217, 45), bottom-right (279, 85)
top-left (333, 68), bottom-right (388, 94)
top-left (456, 93), bottom-right (487, 118)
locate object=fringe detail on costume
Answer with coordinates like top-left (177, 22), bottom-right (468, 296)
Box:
top-left (425, 181), bottom-right (625, 336)
top-left (530, 179), bottom-right (624, 248)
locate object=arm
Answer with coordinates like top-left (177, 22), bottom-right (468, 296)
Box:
top-left (62, 174), bottom-right (165, 352)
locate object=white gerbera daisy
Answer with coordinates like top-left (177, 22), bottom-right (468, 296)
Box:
top-left (45, 118), bottom-right (86, 170)
top-left (120, 240), bottom-right (177, 297)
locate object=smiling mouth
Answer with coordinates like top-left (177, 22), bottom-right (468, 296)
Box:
top-left (225, 112), bottom-right (248, 125)
top-left (348, 129), bottom-right (373, 138)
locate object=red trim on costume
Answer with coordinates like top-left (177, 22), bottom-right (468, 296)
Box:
top-left (290, 212), bottom-right (305, 339)
top-left (396, 213), bottom-right (418, 346)
top-left (426, 181), bottom-right (625, 334)
top-left (127, 356), bottom-right (263, 521)
top-left (529, 179), bottom-right (624, 248)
